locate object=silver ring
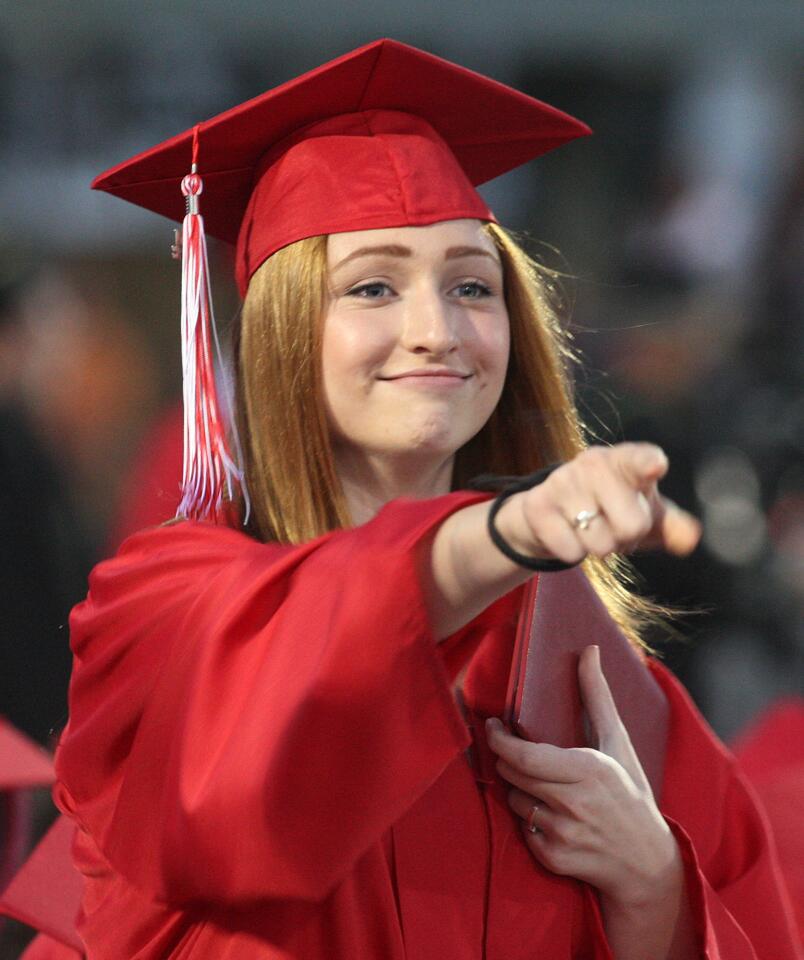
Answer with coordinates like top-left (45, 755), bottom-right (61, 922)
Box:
top-left (572, 509), bottom-right (600, 531)
top-left (527, 803), bottom-right (541, 834)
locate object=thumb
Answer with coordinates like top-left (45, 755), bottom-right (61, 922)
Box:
top-left (578, 645), bottom-right (649, 791)
top-left (578, 644), bottom-right (621, 748)
top-left (644, 493), bottom-right (702, 556)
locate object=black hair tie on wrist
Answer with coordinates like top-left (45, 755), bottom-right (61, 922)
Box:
top-left (467, 464), bottom-right (580, 572)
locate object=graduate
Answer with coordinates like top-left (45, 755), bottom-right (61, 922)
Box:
top-left (53, 39), bottom-right (800, 959)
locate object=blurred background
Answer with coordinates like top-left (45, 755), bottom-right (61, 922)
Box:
top-left (0, 0), bottom-right (802, 949)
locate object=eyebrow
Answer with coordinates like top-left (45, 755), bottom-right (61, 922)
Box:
top-left (331, 243), bottom-right (499, 272)
top-left (332, 244), bottom-right (411, 271)
top-left (444, 245), bottom-right (499, 263)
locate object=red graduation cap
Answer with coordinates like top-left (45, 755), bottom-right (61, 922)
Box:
top-left (90, 38), bottom-right (590, 525)
top-left (731, 699), bottom-right (804, 785)
top-left (0, 719), bottom-right (54, 792)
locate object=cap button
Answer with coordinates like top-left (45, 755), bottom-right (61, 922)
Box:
top-left (181, 173), bottom-right (203, 197)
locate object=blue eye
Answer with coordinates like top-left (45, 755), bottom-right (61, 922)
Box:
top-left (347, 282), bottom-right (393, 298)
top-left (454, 281), bottom-right (492, 299)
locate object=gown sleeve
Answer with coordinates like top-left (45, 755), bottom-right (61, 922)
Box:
top-left (649, 661), bottom-right (802, 960)
top-left (54, 492), bottom-right (489, 907)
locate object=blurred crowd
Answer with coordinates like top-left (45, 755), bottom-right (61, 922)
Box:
top-left (546, 52), bottom-right (804, 739)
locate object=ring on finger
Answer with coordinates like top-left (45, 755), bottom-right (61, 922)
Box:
top-left (527, 803), bottom-right (542, 834)
top-left (571, 508), bottom-right (600, 531)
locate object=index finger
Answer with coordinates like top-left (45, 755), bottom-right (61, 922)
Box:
top-left (485, 718), bottom-right (588, 783)
top-left (609, 442), bottom-right (669, 491)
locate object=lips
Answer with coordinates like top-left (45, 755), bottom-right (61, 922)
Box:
top-left (380, 368), bottom-right (471, 380)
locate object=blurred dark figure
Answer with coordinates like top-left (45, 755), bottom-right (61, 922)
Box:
top-left (0, 273), bottom-right (94, 745)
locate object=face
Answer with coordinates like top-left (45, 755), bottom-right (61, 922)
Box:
top-left (322, 219), bottom-right (510, 472)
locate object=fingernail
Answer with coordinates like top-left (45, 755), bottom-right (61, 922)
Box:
top-left (486, 717), bottom-right (501, 733)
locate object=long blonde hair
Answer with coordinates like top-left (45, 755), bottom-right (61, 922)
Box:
top-left (235, 223), bottom-right (659, 647)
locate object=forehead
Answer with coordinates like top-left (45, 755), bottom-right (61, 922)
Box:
top-left (326, 219), bottom-right (498, 265)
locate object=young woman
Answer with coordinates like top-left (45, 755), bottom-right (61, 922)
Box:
top-left (53, 40), bottom-right (799, 960)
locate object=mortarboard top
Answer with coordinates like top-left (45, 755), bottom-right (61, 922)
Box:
top-left (0, 719), bottom-right (54, 791)
top-left (91, 38), bottom-right (591, 296)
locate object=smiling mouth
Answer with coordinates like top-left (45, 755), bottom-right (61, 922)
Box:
top-left (379, 372), bottom-right (472, 390)
top-left (380, 369), bottom-right (471, 381)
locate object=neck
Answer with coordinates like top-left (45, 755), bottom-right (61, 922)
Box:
top-left (335, 449), bottom-right (455, 526)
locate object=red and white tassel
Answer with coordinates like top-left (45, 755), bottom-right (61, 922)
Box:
top-left (176, 126), bottom-right (247, 523)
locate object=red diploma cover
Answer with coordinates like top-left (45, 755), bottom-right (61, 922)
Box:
top-left (505, 568), bottom-right (669, 795)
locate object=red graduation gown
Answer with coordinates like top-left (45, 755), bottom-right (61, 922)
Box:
top-left (54, 494), bottom-right (801, 959)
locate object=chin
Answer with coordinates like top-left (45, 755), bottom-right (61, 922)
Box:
top-left (399, 414), bottom-right (470, 452)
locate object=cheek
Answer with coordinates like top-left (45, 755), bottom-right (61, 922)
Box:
top-left (320, 312), bottom-right (393, 400)
top-left (321, 317), bottom-right (364, 383)
top-left (476, 314), bottom-right (511, 381)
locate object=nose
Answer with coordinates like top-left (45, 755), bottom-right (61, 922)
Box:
top-left (399, 283), bottom-right (459, 356)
